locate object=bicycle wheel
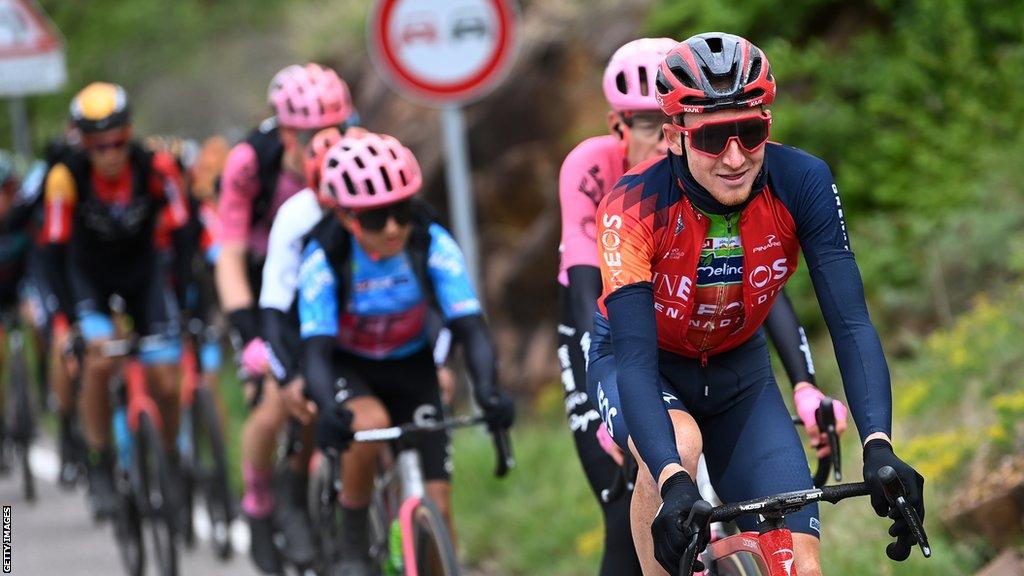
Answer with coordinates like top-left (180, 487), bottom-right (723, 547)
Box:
top-left (192, 386), bottom-right (234, 560)
top-left (135, 411), bottom-right (179, 576)
top-left (178, 404), bottom-right (196, 549)
top-left (114, 469), bottom-right (146, 576)
top-left (7, 336), bottom-right (36, 502)
top-left (309, 450), bottom-right (342, 567)
top-left (407, 498), bottom-right (458, 576)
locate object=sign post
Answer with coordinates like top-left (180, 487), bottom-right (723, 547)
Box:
top-left (0, 0), bottom-right (66, 160)
top-left (368, 0), bottom-right (519, 292)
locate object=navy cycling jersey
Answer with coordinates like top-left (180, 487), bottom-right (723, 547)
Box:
top-left (298, 222), bottom-right (481, 359)
top-left (595, 143), bottom-right (892, 478)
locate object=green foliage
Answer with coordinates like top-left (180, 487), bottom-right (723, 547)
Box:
top-left (647, 0), bottom-right (1024, 335)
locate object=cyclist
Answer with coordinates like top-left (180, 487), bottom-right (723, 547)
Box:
top-left (558, 38), bottom-right (847, 575)
top-left (297, 133), bottom-right (515, 575)
top-left (215, 62), bottom-right (357, 571)
top-left (587, 33), bottom-right (924, 575)
top-left (41, 82), bottom-right (190, 519)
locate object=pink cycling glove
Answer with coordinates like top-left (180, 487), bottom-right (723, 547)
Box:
top-left (794, 385), bottom-right (848, 452)
top-left (241, 337), bottom-right (269, 379)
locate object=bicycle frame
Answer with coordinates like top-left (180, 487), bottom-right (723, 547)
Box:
top-left (702, 519), bottom-right (794, 576)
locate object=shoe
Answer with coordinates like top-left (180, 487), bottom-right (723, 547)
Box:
top-left (335, 505), bottom-right (372, 576)
top-left (276, 471), bottom-right (317, 567)
top-left (58, 417), bottom-right (83, 488)
top-left (246, 513), bottom-right (283, 574)
top-left (85, 450), bottom-right (119, 521)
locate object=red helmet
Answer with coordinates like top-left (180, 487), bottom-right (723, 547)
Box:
top-left (655, 33), bottom-right (775, 116)
top-left (302, 127), bottom-right (344, 195)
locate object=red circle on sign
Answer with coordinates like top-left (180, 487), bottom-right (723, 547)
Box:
top-left (369, 0), bottom-right (517, 103)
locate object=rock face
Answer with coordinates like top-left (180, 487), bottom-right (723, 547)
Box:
top-left (330, 0), bottom-right (657, 395)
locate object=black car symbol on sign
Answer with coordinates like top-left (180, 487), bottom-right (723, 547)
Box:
top-left (451, 10), bottom-right (489, 40)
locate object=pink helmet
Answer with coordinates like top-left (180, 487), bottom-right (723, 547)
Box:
top-left (602, 38), bottom-right (678, 112)
top-left (268, 63), bottom-right (354, 130)
top-left (303, 127), bottom-right (344, 194)
top-left (319, 133), bottom-right (422, 210)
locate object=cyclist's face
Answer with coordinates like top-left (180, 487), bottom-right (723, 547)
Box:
top-left (84, 128), bottom-right (131, 179)
top-left (339, 208), bottom-right (412, 260)
top-left (667, 108), bottom-right (767, 207)
top-left (609, 111), bottom-right (669, 168)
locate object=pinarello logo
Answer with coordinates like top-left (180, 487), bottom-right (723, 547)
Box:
top-left (773, 549), bottom-right (795, 576)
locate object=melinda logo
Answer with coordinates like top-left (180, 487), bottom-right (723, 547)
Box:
top-left (696, 255), bottom-right (744, 284)
top-left (752, 234), bottom-right (782, 253)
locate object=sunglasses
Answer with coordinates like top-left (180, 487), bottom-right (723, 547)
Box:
top-left (620, 111), bottom-right (668, 141)
top-left (675, 111), bottom-right (772, 157)
top-left (85, 137), bottom-right (129, 152)
top-left (297, 122), bottom-right (352, 146)
top-left (352, 199), bottom-right (413, 232)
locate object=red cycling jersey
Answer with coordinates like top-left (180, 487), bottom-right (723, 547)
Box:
top-left (596, 155), bottom-right (800, 361)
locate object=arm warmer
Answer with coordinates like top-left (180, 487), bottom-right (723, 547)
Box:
top-left (448, 314), bottom-right (500, 402)
top-left (566, 265), bottom-right (602, 334)
top-left (301, 335), bottom-right (337, 410)
top-left (605, 282), bottom-right (681, 480)
top-left (262, 307), bottom-right (301, 383)
top-left (764, 290), bottom-right (816, 388)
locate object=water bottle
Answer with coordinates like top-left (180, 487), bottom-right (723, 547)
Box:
top-left (112, 405), bottom-right (132, 469)
top-left (383, 519), bottom-right (404, 575)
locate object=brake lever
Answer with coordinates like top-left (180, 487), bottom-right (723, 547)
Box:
top-left (676, 500), bottom-right (713, 575)
top-left (878, 466), bottom-right (931, 559)
top-left (815, 397), bottom-right (842, 481)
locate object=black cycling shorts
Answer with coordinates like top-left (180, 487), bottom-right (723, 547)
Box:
top-left (331, 347), bottom-right (451, 482)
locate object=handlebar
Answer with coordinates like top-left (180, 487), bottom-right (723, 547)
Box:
top-left (676, 465), bottom-right (929, 575)
top-left (352, 415), bottom-right (515, 478)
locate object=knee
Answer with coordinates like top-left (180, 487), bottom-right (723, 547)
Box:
top-left (349, 398), bottom-right (391, 431)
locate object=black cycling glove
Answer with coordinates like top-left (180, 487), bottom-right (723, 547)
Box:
top-left (478, 389), bottom-right (515, 431)
top-left (862, 439), bottom-right (925, 560)
top-left (316, 405), bottom-right (355, 452)
top-left (652, 470), bottom-right (709, 574)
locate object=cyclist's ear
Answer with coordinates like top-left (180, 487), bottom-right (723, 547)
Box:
top-left (606, 111), bottom-right (625, 141)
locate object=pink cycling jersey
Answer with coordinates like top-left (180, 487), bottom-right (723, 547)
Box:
top-left (217, 142), bottom-right (305, 259)
top-left (557, 135), bottom-right (626, 286)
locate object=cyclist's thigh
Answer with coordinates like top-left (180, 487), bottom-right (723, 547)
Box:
top-left (701, 372), bottom-right (819, 537)
top-left (367, 349), bottom-right (450, 482)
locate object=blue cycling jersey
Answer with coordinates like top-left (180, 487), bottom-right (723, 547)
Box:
top-left (298, 222), bottom-right (481, 359)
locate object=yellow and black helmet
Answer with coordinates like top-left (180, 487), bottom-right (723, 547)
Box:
top-left (69, 82), bottom-right (131, 134)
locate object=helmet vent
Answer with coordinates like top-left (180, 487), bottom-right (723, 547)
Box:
top-left (615, 72), bottom-right (628, 95)
top-left (705, 36), bottom-right (723, 54)
top-left (327, 158), bottom-right (340, 169)
top-left (655, 70), bottom-right (672, 95)
top-left (638, 67), bottom-right (649, 96)
top-left (380, 167), bottom-right (393, 192)
top-left (367, 145), bottom-right (379, 157)
top-left (666, 55), bottom-right (698, 89)
top-left (354, 156), bottom-right (365, 169)
top-left (341, 174), bottom-right (356, 196)
top-left (747, 54), bottom-right (762, 83)
top-left (364, 179), bottom-right (376, 196)
top-left (399, 170), bottom-right (408, 187)
top-left (389, 148), bottom-right (399, 160)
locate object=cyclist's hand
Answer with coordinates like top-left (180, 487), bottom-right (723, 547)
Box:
top-left (793, 384), bottom-right (848, 457)
top-left (596, 423), bottom-right (624, 466)
top-left (281, 377), bottom-right (317, 425)
top-left (652, 471), bottom-right (708, 573)
top-left (239, 337), bottom-right (269, 379)
top-left (315, 405), bottom-right (354, 452)
top-left (862, 439), bottom-right (925, 557)
top-left (479, 389), bottom-right (515, 431)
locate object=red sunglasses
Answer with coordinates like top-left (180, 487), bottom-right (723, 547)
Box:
top-left (674, 111), bottom-right (772, 157)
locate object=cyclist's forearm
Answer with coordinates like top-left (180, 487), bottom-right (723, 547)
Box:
top-left (810, 257), bottom-right (893, 442)
top-left (764, 290), bottom-right (816, 389)
top-left (449, 314), bottom-right (499, 399)
top-left (215, 243), bottom-right (254, 312)
top-left (605, 283), bottom-right (681, 482)
top-left (300, 335), bottom-right (336, 410)
top-left (260, 307), bottom-right (299, 383)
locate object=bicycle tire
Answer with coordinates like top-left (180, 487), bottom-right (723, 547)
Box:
top-left (193, 386), bottom-right (234, 560)
top-left (179, 405), bottom-right (196, 549)
top-left (114, 469), bottom-right (146, 576)
top-left (8, 338), bottom-right (36, 502)
top-left (407, 498), bottom-right (459, 576)
top-left (135, 411), bottom-right (179, 576)
top-left (310, 450), bottom-right (342, 567)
